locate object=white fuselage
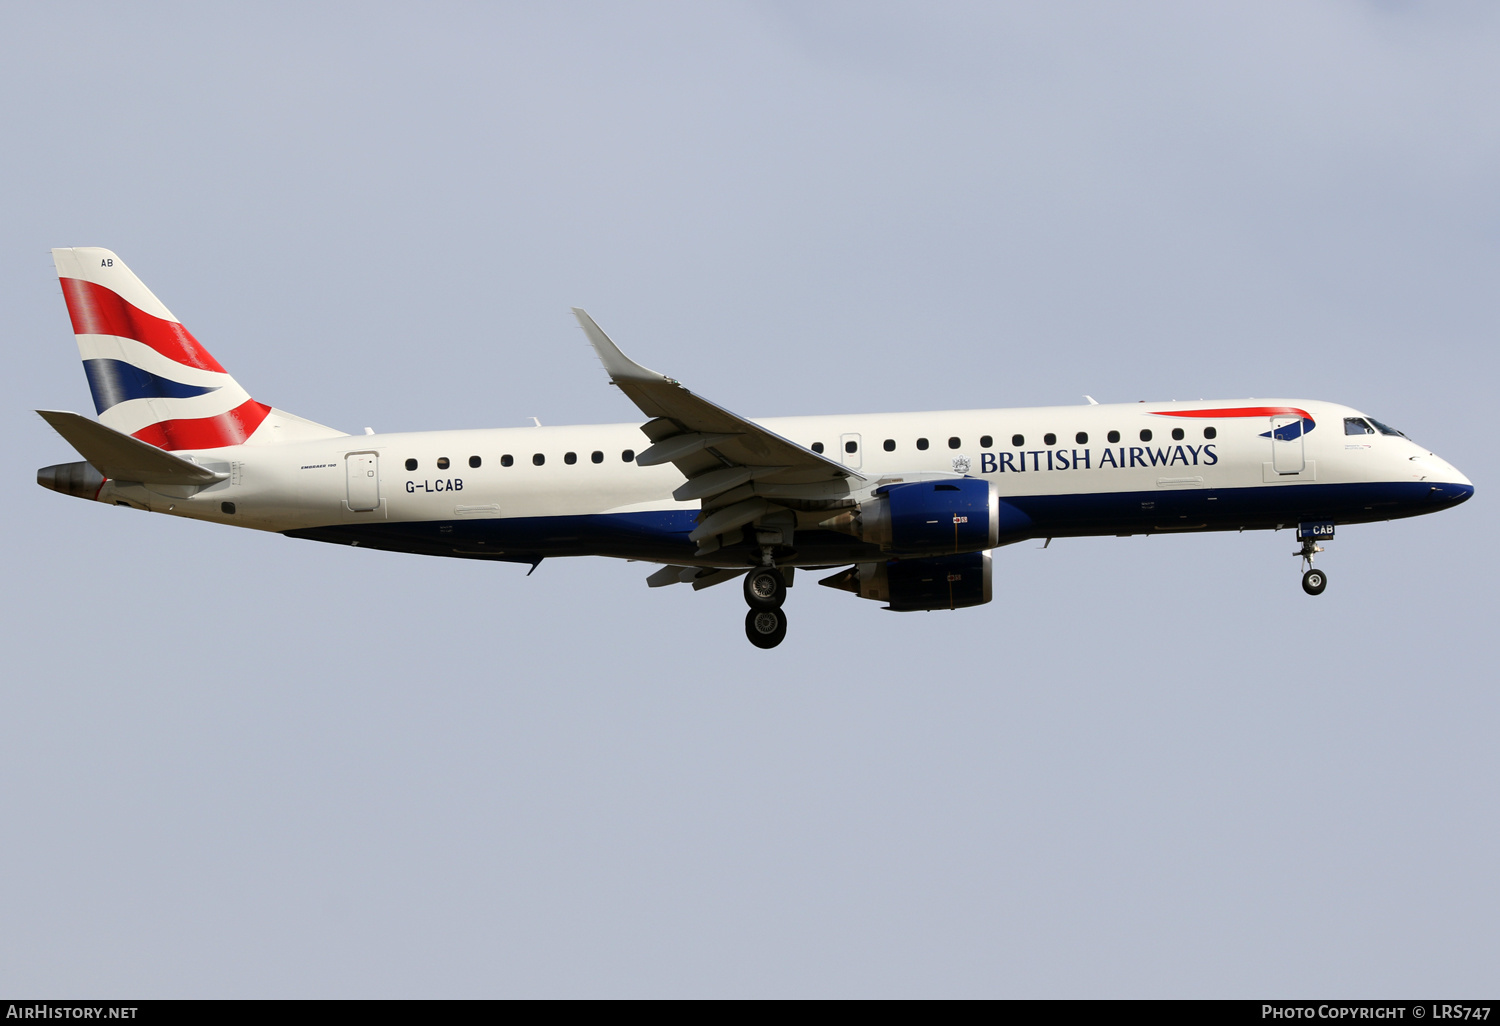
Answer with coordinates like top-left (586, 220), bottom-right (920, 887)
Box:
top-left (92, 397), bottom-right (1473, 569)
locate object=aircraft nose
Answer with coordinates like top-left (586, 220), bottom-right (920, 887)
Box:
top-left (1411, 452), bottom-right (1473, 500)
top-left (1422, 455), bottom-right (1473, 504)
top-left (1431, 481), bottom-right (1474, 505)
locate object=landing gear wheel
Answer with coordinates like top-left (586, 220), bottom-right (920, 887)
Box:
top-left (1302, 568), bottom-right (1328, 596)
top-left (743, 566), bottom-right (787, 610)
top-left (745, 608), bottom-right (788, 649)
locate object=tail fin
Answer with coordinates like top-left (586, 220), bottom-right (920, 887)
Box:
top-left (51, 247), bottom-right (343, 450)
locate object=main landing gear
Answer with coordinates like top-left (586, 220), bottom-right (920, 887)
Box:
top-left (744, 565), bottom-right (788, 649)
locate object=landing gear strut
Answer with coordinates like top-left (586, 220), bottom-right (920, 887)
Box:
top-left (743, 565), bottom-right (788, 648)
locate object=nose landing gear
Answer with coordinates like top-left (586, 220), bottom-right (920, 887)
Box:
top-left (743, 565), bottom-right (788, 648)
top-left (1295, 521), bottom-right (1334, 596)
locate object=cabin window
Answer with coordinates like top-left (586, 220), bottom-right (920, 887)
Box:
top-left (533, 453), bottom-right (545, 466)
top-left (883, 439), bottom-right (896, 451)
top-left (221, 501), bottom-right (236, 515)
top-left (405, 458), bottom-right (418, 471)
top-left (1345, 418), bottom-right (1376, 435)
top-left (564, 452), bottom-right (577, 465)
top-left (501, 454), bottom-right (514, 467)
top-left (980, 435), bottom-right (993, 448)
top-left (1107, 430), bottom-right (1120, 443)
top-left (1203, 427), bottom-right (1216, 440)
top-left (1171, 428), bottom-right (1184, 441)
top-left (591, 450), bottom-right (604, 463)
top-left (1011, 434), bottom-right (1024, 447)
top-left (811, 442), bottom-right (824, 454)
top-left (622, 449), bottom-right (635, 462)
top-left (916, 438), bottom-right (929, 450)
top-left (948, 437), bottom-right (961, 449)
top-left (1076, 432), bottom-right (1088, 444)
top-left (845, 440), bottom-right (858, 454)
top-left (1140, 429), bottom-right (1153, 442)
top-left (469, 455), bottom-right (481, 468)
top-left (1043, 433), bottom-right (1056, 446)
top-left (437, 457), bottom-right (450, 470)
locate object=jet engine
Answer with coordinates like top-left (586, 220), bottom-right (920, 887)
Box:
top-left (818, 551), bottom-right (993, 611)
top-left (820, 478), bottom-right (1010, 555)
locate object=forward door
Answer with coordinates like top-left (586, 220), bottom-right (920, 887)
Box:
top-left (1270, 416), bottom-right (1305, 475)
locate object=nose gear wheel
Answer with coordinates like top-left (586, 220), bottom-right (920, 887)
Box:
top-left (1302, 569), bottom-right (1327, 595)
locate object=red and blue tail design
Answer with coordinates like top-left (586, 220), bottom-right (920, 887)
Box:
top-left (52, 248), bottom-right (341, 451)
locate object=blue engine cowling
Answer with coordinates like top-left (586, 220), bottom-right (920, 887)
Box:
top-left (820, 477), bottom-right (1033, 554)
top-left (879, 479), bottom-right (997, 553)
top-left (818, 551), bottom-right (993, 611)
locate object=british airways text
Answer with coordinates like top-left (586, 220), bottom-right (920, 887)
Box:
top-left (979, 444), bottom-right (1218, 474)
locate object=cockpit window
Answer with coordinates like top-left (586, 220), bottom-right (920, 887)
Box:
top-left (1368, 418), bottom-right (1406, 437)
top-left (1344, 417), bottom-right (1376, 436)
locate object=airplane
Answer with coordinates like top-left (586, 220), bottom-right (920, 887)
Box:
top-left (36, 247), bottom-right (1475, 649)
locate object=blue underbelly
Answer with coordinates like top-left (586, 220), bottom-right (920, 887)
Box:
top-left (283, 480), bottom-right (1470, 564)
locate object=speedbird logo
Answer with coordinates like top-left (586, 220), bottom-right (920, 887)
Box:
top-left (1153, 406), bottom-right (1317, 440)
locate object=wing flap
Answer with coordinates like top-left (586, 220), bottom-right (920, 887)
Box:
top-left (636, 432), bottom-right (742, 467)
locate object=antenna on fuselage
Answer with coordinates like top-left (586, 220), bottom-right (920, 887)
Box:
top-left (1084, 395), bottom-right (1099, 405)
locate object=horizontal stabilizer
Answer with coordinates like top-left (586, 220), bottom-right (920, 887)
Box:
top-left (36, 410), bottom-right (226, 485)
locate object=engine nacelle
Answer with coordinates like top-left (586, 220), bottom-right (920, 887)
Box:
top-left (819, 552), bottom-right (993, 612)
top-left (821, 478), bottom-right (1002, 555)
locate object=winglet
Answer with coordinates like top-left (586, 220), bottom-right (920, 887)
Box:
top-left (571, 308), bottom-right (672, 384)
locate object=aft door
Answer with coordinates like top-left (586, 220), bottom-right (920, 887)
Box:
top-left (840, 432), bottom-right (862, 470)
top-left (346, 452), bottom-right (380, 511)
top-left (1270, 416), bottom-right (1305, 475)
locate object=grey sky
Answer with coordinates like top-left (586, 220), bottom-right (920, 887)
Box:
top-left (2, 1), bottom-right (1495, 997)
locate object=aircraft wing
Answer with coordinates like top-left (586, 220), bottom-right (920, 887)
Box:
top-left (573, 309), bottom-right (864, 552)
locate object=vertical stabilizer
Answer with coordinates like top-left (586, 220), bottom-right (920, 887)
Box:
top-left (51, 247), bottom-right (344, 450)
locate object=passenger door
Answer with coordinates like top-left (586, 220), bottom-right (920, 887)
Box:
top-left (1270, 416), bottom-right (1305, 475)
top-left (345, 452), bottom-right (380, 511)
